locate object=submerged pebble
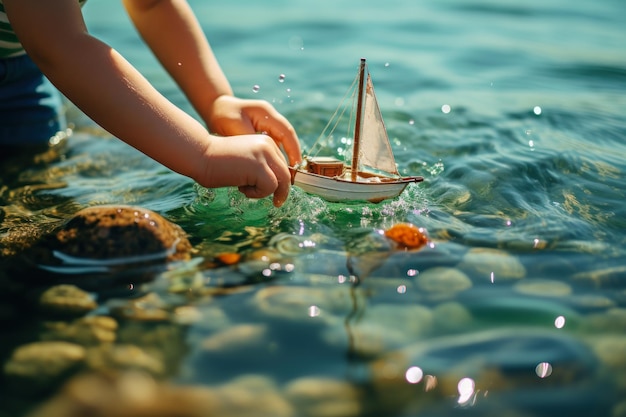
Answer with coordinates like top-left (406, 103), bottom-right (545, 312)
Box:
top-left (86, 344), bottom-right (165, 376)
top-left (25, 371), bottom-right (218, 417)
top-left (201, 323), bottom-right (268, 352)
top-left (432, 302), bottom-right (473, 333)
top-left (572, 265), bottom-right (626, 288)
top-left (384, 223), bottom-right (429, 250)
top-left (214, 375), bottom-right (293, 417)
top-left (458, 248), bottom-right (526, 281)
top-left (254, 285), bottom-right (355, 322)
top-left (4, 341), bottom-right (86, 391)
top-left (215, 252), bottom-right (241, 265)
top-left (415, 267), bottom-right (472, 297)
top-left (284, 377), bottom-right (362, 417)
top-left (38, 284), bottom-right (97, 316)
top-left (40, 316), bottom-right (118, 346)
top-left (580, 308), bottom-right (626, 333)
top-left (324, 303), bottom-right (434, 357)
top-left (108, 293), bottom-right (171, 322)
top-left (513, 279), bottom-right (573, 297)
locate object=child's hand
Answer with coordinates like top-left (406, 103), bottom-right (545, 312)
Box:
top-left (199, 134), bottom-right (292, 207)
top-left (205, 95), bottom-right (302, 167)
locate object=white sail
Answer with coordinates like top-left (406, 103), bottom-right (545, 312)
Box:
top-left (290, 58), bottom-right (423, 203)
top-left (356, 74), bottom-right (399, 176)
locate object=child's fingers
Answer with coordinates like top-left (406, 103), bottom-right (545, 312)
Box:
top-left (256, 108), bottom-right (302, 166)
top-left (236, 138), bottom-right (291, 207)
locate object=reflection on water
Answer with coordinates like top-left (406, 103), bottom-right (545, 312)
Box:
top-left (2, 0), bottom-right (626, 415)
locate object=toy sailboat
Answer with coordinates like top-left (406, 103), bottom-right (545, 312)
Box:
top-left (290, 58), bottom-right (423, 203)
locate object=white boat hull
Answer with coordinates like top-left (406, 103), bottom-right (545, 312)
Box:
top-left (291, 169), bottom-right (422, 203)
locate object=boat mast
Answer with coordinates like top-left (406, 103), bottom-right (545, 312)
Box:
top-left (351, 58), bottom-right (367, 182)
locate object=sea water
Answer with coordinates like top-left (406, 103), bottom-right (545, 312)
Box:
top-left (1, 0), bottom-right (625, 416)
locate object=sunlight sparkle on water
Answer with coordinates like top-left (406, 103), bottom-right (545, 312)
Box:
top-left (536, 362), bottom-right (553, 378)
top-left (534, 106), bottom-right (542, 115)
top-left (441, 104), bottom-right (451, 114)
top-left (457, 377), bottom-right (475, 404)
top-left (405, 366), bottom-right (423, 384)
top-left (308, 305), bottom-right (320, 317)
top-left (299, 240), bottom-right (316, 249)
top-left (555, 315), bottom-right (566, 329)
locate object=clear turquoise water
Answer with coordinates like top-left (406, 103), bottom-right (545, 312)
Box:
top-left (2, 0), bottom-right (626, 415)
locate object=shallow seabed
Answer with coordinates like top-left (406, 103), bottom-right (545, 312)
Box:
top-left (1, 0), bottom-right (626, 416)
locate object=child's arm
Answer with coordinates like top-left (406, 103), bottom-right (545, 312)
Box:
top-left (122, 0), bottom-right (302, 167)
top-left (4, 0), bottom-right (296, 207)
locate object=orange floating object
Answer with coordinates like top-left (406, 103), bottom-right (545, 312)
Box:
top-left (384, 223), bottom-right (428, 249)
top-left (216, 252), bottom-right (241, 265)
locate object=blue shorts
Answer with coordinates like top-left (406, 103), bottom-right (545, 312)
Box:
top-left (0, 53), bottom-right (67, 146)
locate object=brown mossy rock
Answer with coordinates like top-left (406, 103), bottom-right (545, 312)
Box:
top-left (3, 205), bottom-right (191, 283)
top-left (13, 205), bottom-right (194, 276)
top-left (0, 206), bottom-right (192, 304)
top-left (51, 206), bottom-right (191, 262)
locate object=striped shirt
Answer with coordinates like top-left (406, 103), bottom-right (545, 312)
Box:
top-left (0, 0), bottom-right (87, 58)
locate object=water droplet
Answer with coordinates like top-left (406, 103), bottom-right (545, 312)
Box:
top-left (278, 74), bottom-right (286, 82)
top-left (252, 85), bottom-right (260, 93)
top-left (441, 104), bottom-right (451, 114)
